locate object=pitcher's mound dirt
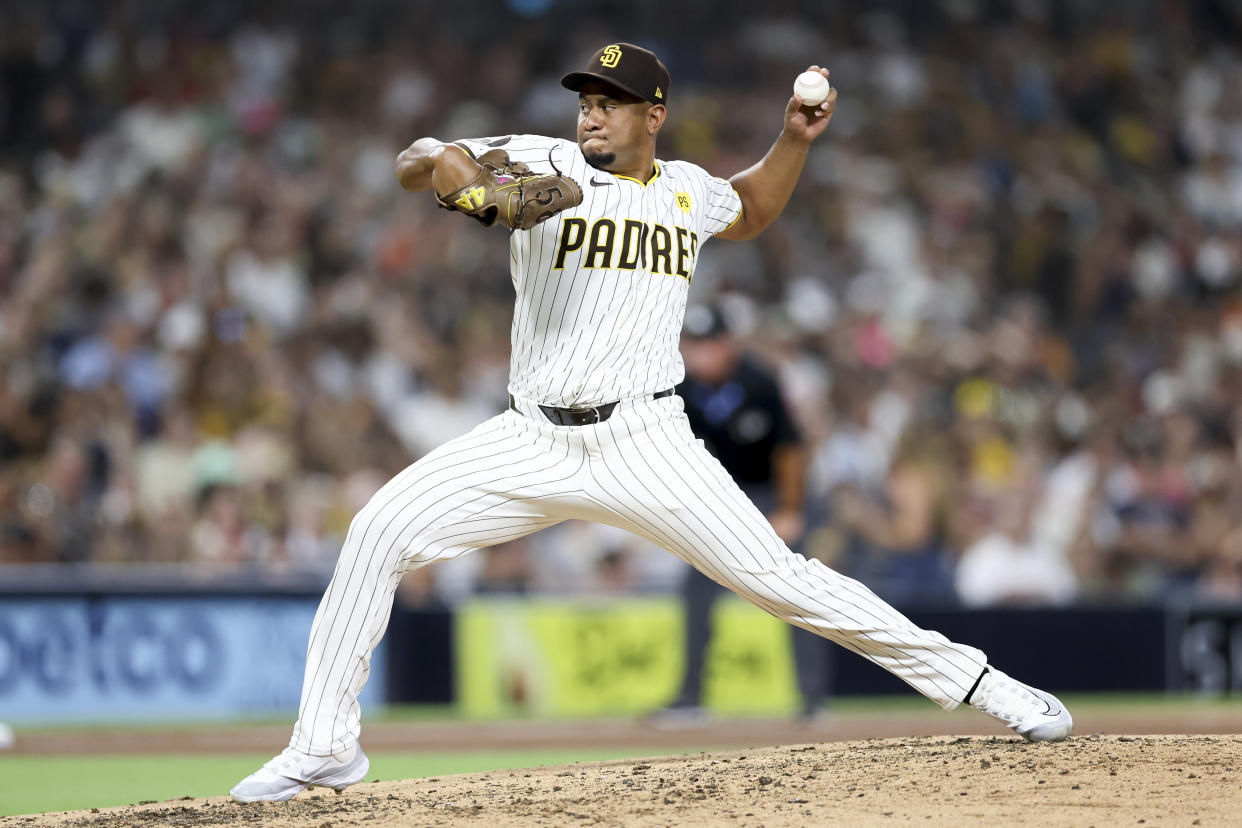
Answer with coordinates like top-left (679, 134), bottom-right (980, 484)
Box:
top-left (7, 735), bottom-right (1240, 827)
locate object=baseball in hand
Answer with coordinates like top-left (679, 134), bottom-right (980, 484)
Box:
top-left (793, 71), bottom-right (830, 106)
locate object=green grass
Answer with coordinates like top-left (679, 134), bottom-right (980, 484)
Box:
top-left (0, 747), bottom-right (694, 818)
top-left (12, 692), bottom-right (1239, 734)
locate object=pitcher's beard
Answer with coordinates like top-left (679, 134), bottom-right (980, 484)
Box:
top-left (583, 148), bottom-right (616, 169)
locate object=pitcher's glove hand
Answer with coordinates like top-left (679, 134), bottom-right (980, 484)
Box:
top-left (435, 148), bottom-right (583, 231)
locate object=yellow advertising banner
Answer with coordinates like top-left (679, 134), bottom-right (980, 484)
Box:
top-left (455, 597), bottom-right (798, 717)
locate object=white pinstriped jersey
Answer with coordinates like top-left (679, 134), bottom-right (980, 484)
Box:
top-left (453, 134), bottom-right (742, 408)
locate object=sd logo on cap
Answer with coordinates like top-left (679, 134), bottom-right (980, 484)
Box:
top-left (600, 44), bottom-right (622, 68)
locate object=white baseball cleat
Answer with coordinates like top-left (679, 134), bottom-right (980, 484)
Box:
top-left (969, 667), bottom-right (1073, 742)
top-left (230, 744), bottom-right (370, 803)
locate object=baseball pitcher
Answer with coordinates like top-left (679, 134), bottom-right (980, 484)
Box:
top-left (231, 43), bottom-right (1072, 803)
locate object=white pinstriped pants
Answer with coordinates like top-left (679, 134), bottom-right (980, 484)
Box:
top-left (290, 394), bottom-right (987, 756)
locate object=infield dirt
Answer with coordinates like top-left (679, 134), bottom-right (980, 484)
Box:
top-left (5, 734), bottom-right (1239, 827)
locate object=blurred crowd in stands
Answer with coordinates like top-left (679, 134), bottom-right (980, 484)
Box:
top-left (3, 0), bottom-right (1242, 607)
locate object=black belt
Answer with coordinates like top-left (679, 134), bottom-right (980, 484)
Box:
top-left (510, 388), bottom-right (674, 426)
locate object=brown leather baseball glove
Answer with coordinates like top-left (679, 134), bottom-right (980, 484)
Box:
top-left (435, 148), bottom-right (583, 231)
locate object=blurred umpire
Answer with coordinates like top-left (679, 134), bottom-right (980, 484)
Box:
top-left (653, 305), bottom-right (830, 726)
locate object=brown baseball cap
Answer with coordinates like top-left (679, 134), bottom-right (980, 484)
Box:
top-left (561, 43), bottom-right (670, 105)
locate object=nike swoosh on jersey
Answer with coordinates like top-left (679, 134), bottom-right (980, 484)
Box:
top-left (589, 177), bottom-right (614, 187)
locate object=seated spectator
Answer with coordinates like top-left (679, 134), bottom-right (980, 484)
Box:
top-left (832, 424), bottom-right (958, 606)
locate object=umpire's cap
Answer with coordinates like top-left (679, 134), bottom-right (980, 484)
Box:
top-left (562, 43), bottom-right (670, 106)
top-left (683, 305), bottom-right (731, 339)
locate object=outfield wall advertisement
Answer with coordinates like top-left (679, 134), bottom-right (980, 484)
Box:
top-left (0, 596), bottom-right (386, 724)
top-left (455, 596), bottom-right (800, 717)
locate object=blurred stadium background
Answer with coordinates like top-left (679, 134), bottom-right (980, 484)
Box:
top-left (3, 0), bottom-right (1242, 810)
